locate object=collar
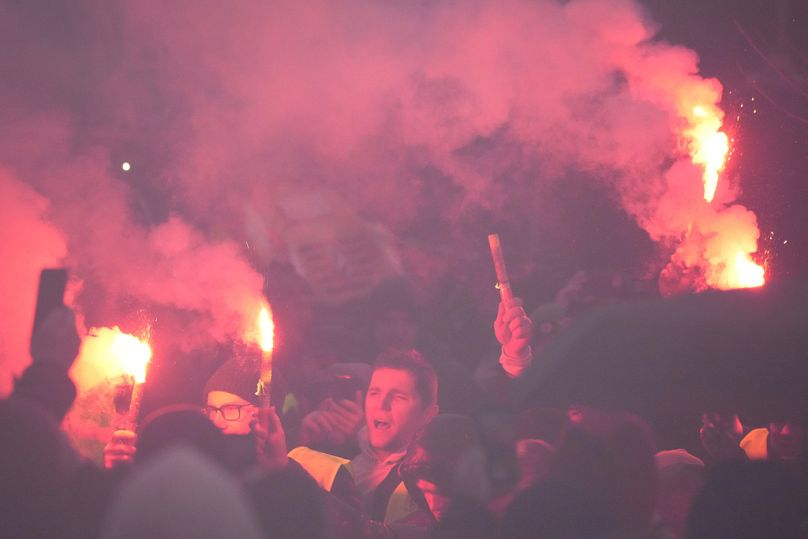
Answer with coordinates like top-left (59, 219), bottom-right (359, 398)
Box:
top-left (357, 426), bottom-right (408, 465)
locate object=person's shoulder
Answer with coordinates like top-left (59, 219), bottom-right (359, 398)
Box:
top-left (289, 445), bottom-right (351, 465)
top-left (288, 446), bottom-right (352, 492)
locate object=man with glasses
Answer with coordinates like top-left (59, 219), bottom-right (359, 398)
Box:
top-left (104, 357), bottom-right (263, 469)
top-left (202, 358), bottom-right (260, 436)
top-left (204, 399), bottom-right (256, 434)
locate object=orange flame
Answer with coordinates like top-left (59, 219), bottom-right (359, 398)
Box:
top-left (111, 332), bottom-right (153, 384)
top-left (723, 252), bottom-right (766, 290)
top-left (257, 304), bottom-right (274, 354)
top-left (69, 326), bottom-right (152, 389)
top-left (685, 105), bottom-right (729, 203)
top-left (681, 104), bottom-right (765, 290)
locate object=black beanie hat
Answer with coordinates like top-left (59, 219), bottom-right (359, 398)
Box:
top-left (203, 358), bottom-right (260, 406)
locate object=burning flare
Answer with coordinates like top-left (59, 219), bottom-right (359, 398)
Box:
top-left (253, 302), bottom-right (275, 406)
top-left (257, 304), bottom-right (274, 354)
top-left (679, 103), bottom-right (765, 291)
top-left (686, 105), bottom-right (729, 203)
top-left (111, 331), bottom-right (153, 384)
top-left (70, 326), bottom-right (152, 389)
top-left (64, 326), bottom-right (151, 463)
top-left (725, 252), bottom-right (766, 289)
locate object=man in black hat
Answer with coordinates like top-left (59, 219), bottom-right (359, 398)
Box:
top-left (104, 356), bottom-right (266, 470)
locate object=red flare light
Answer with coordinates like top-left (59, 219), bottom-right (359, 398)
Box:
top-left (112, 331), bottom-right (152, 384)
top-left (724, 252), bottom-right (766, 290)
top-left (257, 304), bottom-right (274, 354)
top-left (685, 105), bottom-right (729, 203)
top-left (70, 326), bottom-right (152, 389)
top-left (681, 103), bottom-right (765, 290)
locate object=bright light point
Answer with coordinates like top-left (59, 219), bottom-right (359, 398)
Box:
top-left (122, 162), bottom-right (131, 172)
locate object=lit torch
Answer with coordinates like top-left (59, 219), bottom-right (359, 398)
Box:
top-left (488, 233), bottom-right (514, 303)
top-left (111, 331), bottom-right (152, 431)
top-left (255, 304), bottom-right (275, 409)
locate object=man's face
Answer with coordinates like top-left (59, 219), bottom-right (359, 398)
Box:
top-left (415, 478), bottom-right (451, 521)
top-left (206, 390), bottom-right (256, 435)
top-left (365, 368), bottom-right (436, 454)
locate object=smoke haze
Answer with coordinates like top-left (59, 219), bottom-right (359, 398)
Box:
top-left (0, 0), bottom-right (763, 392)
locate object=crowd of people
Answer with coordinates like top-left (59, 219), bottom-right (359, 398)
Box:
top-left (2, 274), bottom-right (806, 538)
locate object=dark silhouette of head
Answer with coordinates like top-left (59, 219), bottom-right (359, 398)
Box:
top-left (0, 399), bottom-right (71, 537)
top-left (687, 459), bottom-right (804, 539)
top-left (138, 404), bottom-right (225, 465)
top-left (549, 410), bottom-right (658, 534)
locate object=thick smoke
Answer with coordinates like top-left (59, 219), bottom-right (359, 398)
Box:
top-left (0, 171), bottom-right (67, 395)
top-left (1, 0), bottom-right (762, 384)
top-left (0, 113), bottom-right (266, 386)
top-left (102, 0), bottom-right (757, 289)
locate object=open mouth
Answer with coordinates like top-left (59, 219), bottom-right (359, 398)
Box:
top-left (373, 419), bottom-right (391, 430)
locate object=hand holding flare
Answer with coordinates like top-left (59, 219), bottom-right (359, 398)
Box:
top-left (102, 329), bottom-right (151, 469)
top-left (112, 331), bottom-right (152, 431)
top-left (489, 234), bottom-right (534, 361)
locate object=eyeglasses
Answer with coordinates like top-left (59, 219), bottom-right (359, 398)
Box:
top-left (203, 404), bottom-right (255, 421)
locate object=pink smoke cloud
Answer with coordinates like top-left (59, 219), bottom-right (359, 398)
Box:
top-left (102, 0), bottom-right (758, 293)
top-left (0, 0), bottom-right (765, 381)
top-left (0, 170), bottom-right (67, 395)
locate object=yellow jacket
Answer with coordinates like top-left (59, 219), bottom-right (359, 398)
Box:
top-left (288, 446), bottom-right (418, 523)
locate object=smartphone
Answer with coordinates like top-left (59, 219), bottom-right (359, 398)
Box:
top-left (30, 268), bottom-right (68, 340)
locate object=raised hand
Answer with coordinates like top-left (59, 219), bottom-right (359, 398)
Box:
top-left (494, 297), bottom-right (534, 358)
top-left (255, 406), bottom-right (289, 471)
